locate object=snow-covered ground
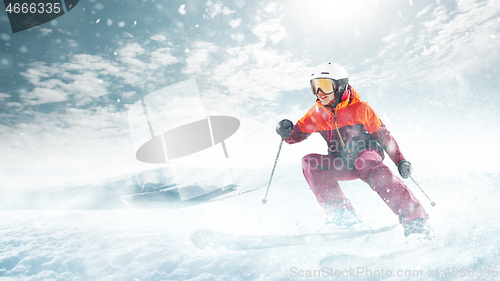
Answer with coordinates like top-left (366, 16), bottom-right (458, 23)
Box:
top-left (1, 164), bottom-right (499, 280)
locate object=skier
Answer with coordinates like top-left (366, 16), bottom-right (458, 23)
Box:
top-left (276, 62), bottom-right (432, 237)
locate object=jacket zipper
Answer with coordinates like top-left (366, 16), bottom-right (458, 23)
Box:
top-left (334, 110), bottom-right (350, 153)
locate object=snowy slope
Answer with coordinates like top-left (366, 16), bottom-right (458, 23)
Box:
top-left (0, 166), bottom-right (245, 210)
top-left (1, 164), bottom-right (499, 280)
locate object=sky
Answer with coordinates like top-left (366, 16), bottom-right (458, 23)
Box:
top-left (0, 0), bottom-right (499, 192)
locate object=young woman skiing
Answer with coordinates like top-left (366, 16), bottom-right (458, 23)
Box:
top-left (276, 62), bottom-right (431, 237)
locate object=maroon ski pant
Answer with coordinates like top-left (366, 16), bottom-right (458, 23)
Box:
top-left (302, 149), bottom-right (428, 225)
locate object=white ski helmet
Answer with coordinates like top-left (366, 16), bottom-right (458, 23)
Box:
top-left (310, 62), bottom-right (349, 96)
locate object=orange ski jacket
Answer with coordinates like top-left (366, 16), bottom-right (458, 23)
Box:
top-left (285, 86), bottom-right (405, 165)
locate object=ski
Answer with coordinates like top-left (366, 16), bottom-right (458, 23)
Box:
top-left (191, 224), bottom-right (399, 250)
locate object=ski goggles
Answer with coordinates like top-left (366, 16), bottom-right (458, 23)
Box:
top-left (311, 78), bottom-right (335, 96)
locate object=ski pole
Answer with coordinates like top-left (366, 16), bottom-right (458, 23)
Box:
top-left (410, 176), bottom-right (436, 207)
top-left (262, 138), bottom-right (284, 204)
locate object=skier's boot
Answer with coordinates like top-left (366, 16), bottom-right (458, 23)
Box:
top-left (325, 209), bottom-right (361, 229)
top-left (404, 218), bottom-right (433, 239)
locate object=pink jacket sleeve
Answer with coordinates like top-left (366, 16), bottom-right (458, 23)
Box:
top-left (284, 124), bottom-right (311, 144)
top-left (372, 124), bottom-right (406, 164)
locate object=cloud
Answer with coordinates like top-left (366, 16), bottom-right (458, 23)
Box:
top-left (263, 2), bottom-right (278, 13)
top-left (382, 33), bottom-right (397, 42)
top-left (64, 72), bottom-right (109, 104)
top-left (117, 43), bottom-right (146, 68)
top-left (222, 6), bottom-right (235, 15)
top-left (150, 48), bottom-right (179, 67)
top-left (251, 17), bottom-right (288, 44)
top-left (456, 0), bottom-right (486, 12)
top-left (16, 42), bottom-right (182, 107)
top-left (204, 2), bottom-right (223, 19)
top-left (178, 4), bottom-right (186, 15)
top-left (39, 28), bottom-right (53, 36)
top-left (182, 41), bottom-right (219, 75)
top-left (209, 42), bottom-right (311, 102)
top-left (203, 2), bottom-right (236, 19)
top-left (3, 102), bottom-right (22, 108)
top-left (230, 33), bottom-right (245, 42)
top-left (19, 71), bottom-right (109, 106)
top-left (64, 54), bottom-right (121, 75)
top-left (21, 87), bottom-right (68, 105)
top-left (229, 19), bottom-right (242, 28)
top-left (21, 63), bottom-right (53, 84)
top-left (354, 1), bottom-right (500, 87)
top-left (417, 5), bottom-right (432, 17)
top-left (377, 42), bottom-right (397, 58)
top-left (404, 25), bottom-right (414, 32)
top-left (0, 93), bottom-right (11, 100)
top-left (419, 2), bottom-right (500, 76)
top-left (150, 34), bottom-right (167, 42)
top-left (18, 56), bottom-right (118, 106)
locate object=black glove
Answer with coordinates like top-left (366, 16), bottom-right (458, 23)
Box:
top-left (276, 119), bottom-right (293, 139)
top-left (396, 160), bottom-right (413, 179)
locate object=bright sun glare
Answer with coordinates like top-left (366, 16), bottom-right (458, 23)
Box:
top-left (289, 0), bottom-right (380, 32)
